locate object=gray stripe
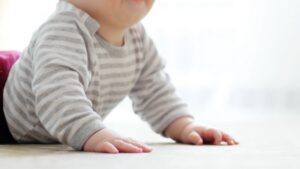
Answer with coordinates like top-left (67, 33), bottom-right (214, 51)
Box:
top-left (100, 68), bottom-right (137, 80)
top-left (36, 82), bottom-right (84, 118)
top-left (36, 49), bottom-right (86, 62)
top-left (38, 44), bottom-right (86, 54)
top-left (33, 68), bottom-right (78, 90)
top-left (42, 96), bottom-right (91, 125)
top-left (134, 83), bottom-right (173, 108)
top-left (102, 98), bottom-right (125, 105)
top-left (87, 87), bottom-right (130, 97)
top-left (100, 80), bottom-right (134, 89)
top-left (39, 25), bottom-right (78, 36)
top-left (99, 59), bottom-right (137, 69)
top-left (23, 129), bottom-right (50, 143)
top-left (43, 35), bottom-right (83, 44)
top-left (149, 100), bottom-right (186, 117)
top-left (9, 84), bottom-right (34, 126)
top-left (3, 105), bottom-right (26, 138)
top-left (35, 83), bottom-right (83, 114)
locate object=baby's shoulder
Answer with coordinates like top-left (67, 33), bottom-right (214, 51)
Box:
top-left (30, 11), bottom-right (84, 43)
top-left (26, 11), bottom-right (80, 50)
top-left (39, 11), bottom-right (80, 31)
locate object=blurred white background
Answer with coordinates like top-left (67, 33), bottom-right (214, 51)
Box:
top-left (0, 0), bottom-right (299, 124)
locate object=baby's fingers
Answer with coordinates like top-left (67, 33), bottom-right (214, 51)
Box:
top-left (94, 141), bottom-right (119, 153)
top-left (222, 132), bottom-right (239, 145)
top-left (124, 138), bottom-right (152, 152)
top-left (202, 128), bottom-right (222, 145)
top-left (112, 139), bottom-right (143, 153)
top-left (187, 131), bottom-right (203, 145)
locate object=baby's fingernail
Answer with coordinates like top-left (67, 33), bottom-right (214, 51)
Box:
top-left (144, 145), bottom-right (152, 150)
top-left (190, 131), bottom-right (198, 137)
top-left (197, 140), bottom-right (203, 145)
top-left (189, 132), bottom-right (203, 145)
top-left (144, 148), bottom-right (153, 152)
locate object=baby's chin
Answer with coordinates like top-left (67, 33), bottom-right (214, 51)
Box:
top-left (124, 1), bottom-right (149, 17)
top-left (127, 0), bottom-right (146, 4)
top-left (126, 0), bottom-right (148, 9)
top-left (118, 0), bottom-right (151, 26)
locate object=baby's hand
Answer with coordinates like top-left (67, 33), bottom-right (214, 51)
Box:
top-left (83, 128), bottom-right (152, 153)
top-left (164, 117), bottom-right (239, 145)
top-left (179, 123), bottom-right (239, 145)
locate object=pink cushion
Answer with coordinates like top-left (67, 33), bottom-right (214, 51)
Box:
top-left (0, 51), bottom-right (20, 109)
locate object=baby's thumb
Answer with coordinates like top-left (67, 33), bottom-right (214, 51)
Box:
top-left (188, 131), bottom-right (203, 145)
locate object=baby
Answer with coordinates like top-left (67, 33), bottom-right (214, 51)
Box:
top-left (2, 0), bottom-right (238, 153)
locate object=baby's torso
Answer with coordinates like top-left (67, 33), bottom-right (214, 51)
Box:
top-left (3, 24), bottom-right (145, 143)
top-left (85, 30), bottom-right (144, 118)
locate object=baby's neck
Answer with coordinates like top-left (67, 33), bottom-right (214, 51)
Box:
top-left (67, 0), bottom-right (127, 46)
top-left (96, 25), bottom-right (127, 47)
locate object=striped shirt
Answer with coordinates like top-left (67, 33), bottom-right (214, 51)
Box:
top-left (3, 1), bottom-right (191, 150)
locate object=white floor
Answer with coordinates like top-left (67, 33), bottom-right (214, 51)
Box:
top-left (0, 113), bottom-right (299, 169)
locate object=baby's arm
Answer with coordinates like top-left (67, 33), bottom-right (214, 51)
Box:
top-left (83, 129), bottom-right (152, 153)
top-left (33, 25), bottom-right (104, 150)
top-left (164, 117), bottom-right (239, 145)
top-left (129, 24), bottom-right (238, 146)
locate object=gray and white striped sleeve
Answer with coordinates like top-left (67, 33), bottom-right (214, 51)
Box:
top-left (129, 25), bottom-right (193, 134)
top-left (32, 13), bottom-right (105, 150)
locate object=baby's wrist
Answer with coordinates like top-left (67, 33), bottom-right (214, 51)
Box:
top-left (164, 116), bottom-right (194, 141)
